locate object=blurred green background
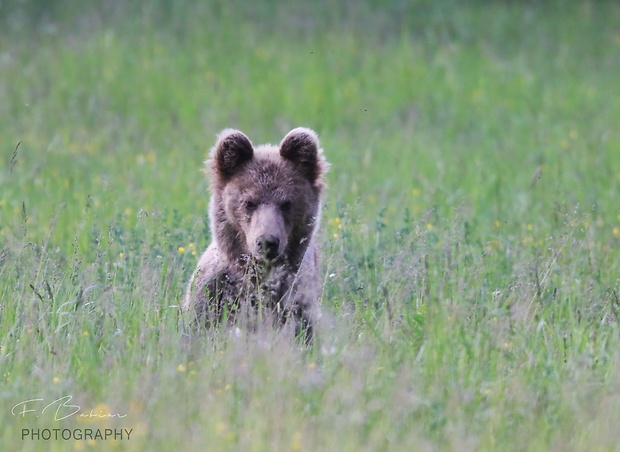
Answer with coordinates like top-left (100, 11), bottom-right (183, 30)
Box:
top-left (3, 0), bottom-right (619, 248)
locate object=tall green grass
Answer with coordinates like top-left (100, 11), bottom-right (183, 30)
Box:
top-left (1, 0), bottom-right (620, 450)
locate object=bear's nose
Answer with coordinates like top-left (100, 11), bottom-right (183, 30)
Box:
top-left (256, 235), bottom-right (280, 260)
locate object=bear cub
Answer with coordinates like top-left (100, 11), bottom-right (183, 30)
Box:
top-left (183, 127), bottom-right (329, 341)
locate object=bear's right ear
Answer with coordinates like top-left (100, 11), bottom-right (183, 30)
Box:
top-left (279, 127), bottom-right (325, 182)
top-left (210, 129), bottom-right (254, 181)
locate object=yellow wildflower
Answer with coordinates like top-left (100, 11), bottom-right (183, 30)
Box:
top-left (291, 431), bottom-right (303, 451)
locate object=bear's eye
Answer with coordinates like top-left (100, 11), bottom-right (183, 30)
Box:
top-left (244, 201), bottom-right (258, 212)
top-left (280, 201), bottom-right (292, 213)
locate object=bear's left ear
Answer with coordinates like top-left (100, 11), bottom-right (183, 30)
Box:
top-left (210, 129), bottom-right (254, 182)
top-left (279, 127), bottom-right (327, 182)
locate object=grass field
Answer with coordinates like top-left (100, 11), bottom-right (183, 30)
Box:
top-left (2, 0), bottom-right (620, 450)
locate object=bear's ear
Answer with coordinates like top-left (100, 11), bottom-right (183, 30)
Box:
top-left (279, 127), bottom-right (325, 182)
top-left (210, 129), bottom-right (254, 181)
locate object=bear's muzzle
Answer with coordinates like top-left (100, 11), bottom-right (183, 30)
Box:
top-left (256, 234), bottom-right (280, 261)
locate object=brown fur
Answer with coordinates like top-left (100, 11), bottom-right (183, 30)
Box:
top-left (183, 127), bottom-right (329, 341)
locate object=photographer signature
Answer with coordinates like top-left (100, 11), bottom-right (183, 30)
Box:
top-left (11, 396), bottom-right (127, 421)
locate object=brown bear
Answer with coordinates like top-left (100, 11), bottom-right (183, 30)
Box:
top-left (183, 127), bottom-right (329, 341)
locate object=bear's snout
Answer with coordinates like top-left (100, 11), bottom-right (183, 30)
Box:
top-left (256, 234), bottom-right (280, 261)
top-left (246, 204), bottom-right (287, 261)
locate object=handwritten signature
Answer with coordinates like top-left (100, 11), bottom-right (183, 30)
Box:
top-left (11, 396), bottom-right (127, 421)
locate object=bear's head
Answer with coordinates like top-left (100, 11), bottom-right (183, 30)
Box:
top-left (207, 128), bottom-right (328, 266)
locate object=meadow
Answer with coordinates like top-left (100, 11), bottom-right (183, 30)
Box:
top-left (1, 0), bottom-right (620, 450)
